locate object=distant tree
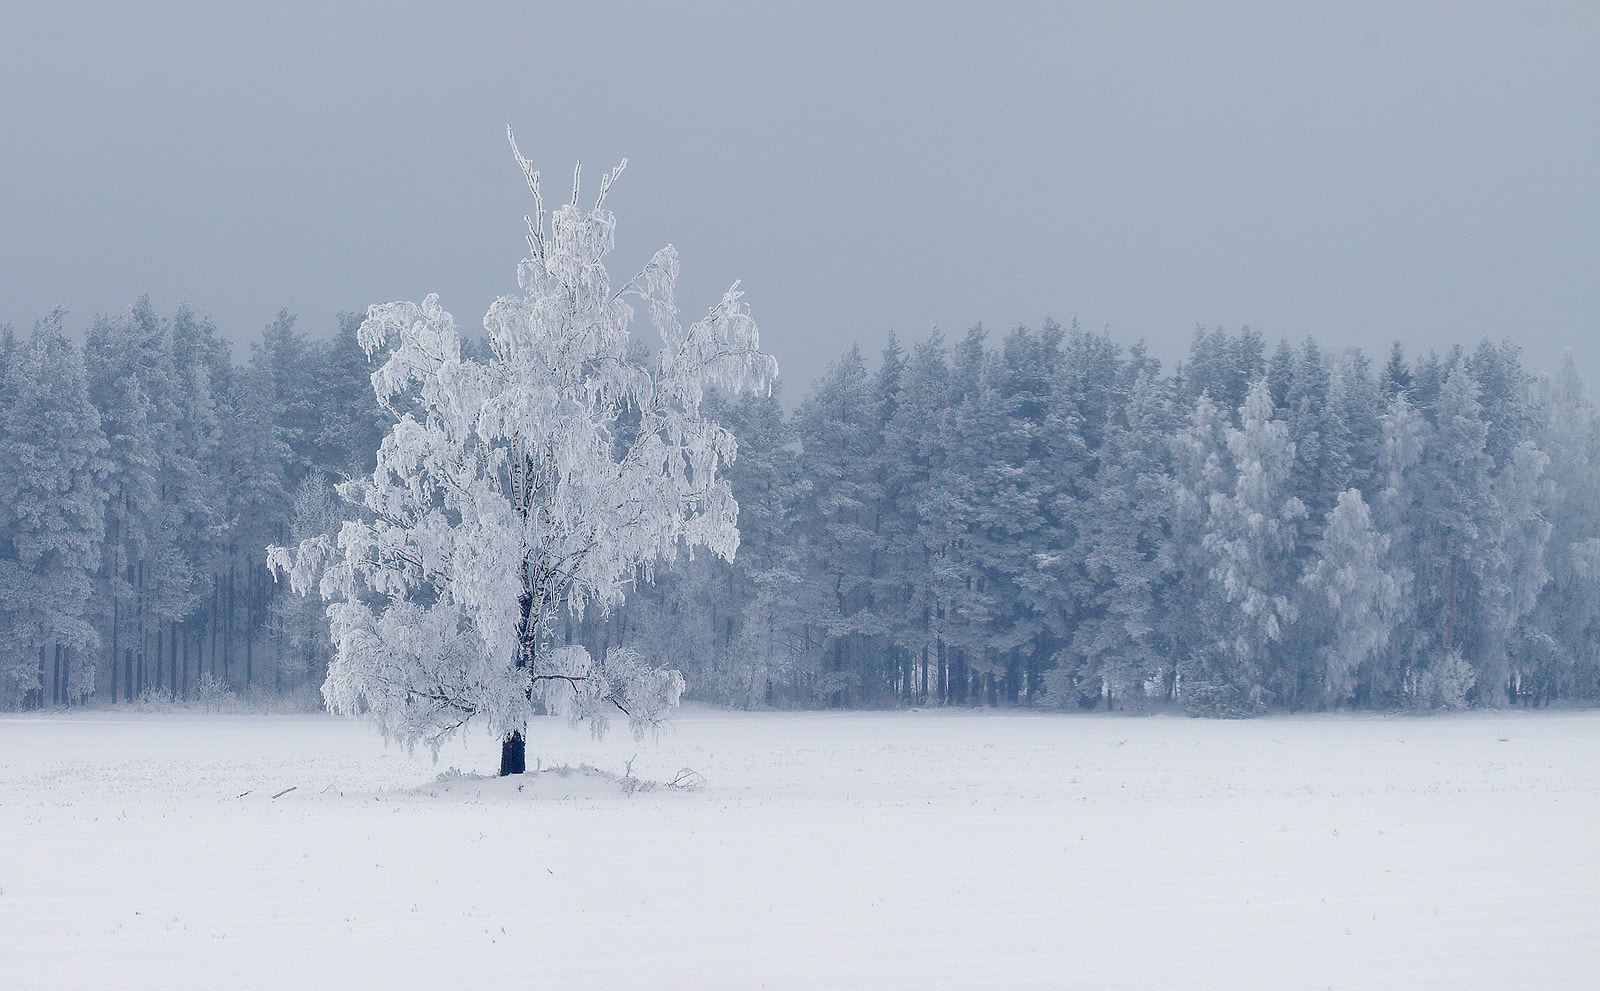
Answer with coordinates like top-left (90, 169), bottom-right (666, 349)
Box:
top-left (1415, 364), bottom-right (1494, 699)
top-left (226, 350), bottom-right (292, 688)
top-left (267, 473), bottom-right (344, 692)
top-left (792, 346), bottom-right (881, 705)
top-left (0, 313), bottom-right (108, 707)
top-left (877, 333), bottom-right (953, 704)
top-left (165, 304), bottom-right (228, 695)
top-left (1321, 348), bottom-right (1383, 503)
top-left (1381, 342), bottom-right (1412, 401)
top-left (271, 142), bottom-right (775, 774)
top-left (1483, 439), bottom-right (1551, 701)
top-left (1166, 393), bottom-right (1233, 704)
top-left (1182, 325), bottom-right (1265, 424)
top-left (1201, 379), bottom-right (1306, 710)
top-left (1301, 489), bottom-right (1404, 708)
top-left (1524, 353), bottom-right (1600, 700)
top-left (310, 312), bottom-right (390, 478)
top-left (1369, 391), bottom-right (1430, 704)
top-left (85, 299), bottom-right (193, 699)
top-left (256, 310), bottom-right (321, 488)
top-left (1056, 364), bottom-right (1174, 709)
top-left (676, 383), bottom-right (810, 708)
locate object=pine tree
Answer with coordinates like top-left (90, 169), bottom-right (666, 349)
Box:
top-left (792, 346), bottom-right (880, 705)
top-left (1321, 348), bottom-right (1383, 502)
top-left (84, 297), bottom-right (207, 698)
top-left (166, 304), bottom-right (227, 696)
top-left (877, 333), bottom-right (953, 705)
top-left (1416, 363), bottom-right (1493, 698)
top-left (1381, 342), bottom-right (1412, 401)
top-left (0, 314), bottom-right (108, 707)
top-left (1182, 326), bottom-right (1265, 424)
top-left (1524, 353), bottom-right (1600, 699)
top-left (1055, 361), bottom-right (1174, 709)
top-left (267, 473), bottom-right (343, 692)
top-left (711, 385), bottom-right (803, 706)
top-left (257, 309), bottom-right (321, 488)
top-left (311, 312), bottom-right (390, 477)
top-left (1477, 437), bottom-right (1551, 700)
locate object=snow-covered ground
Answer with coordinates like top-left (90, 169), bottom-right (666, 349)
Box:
top-left (2, 705), bottom-right (1596, 990)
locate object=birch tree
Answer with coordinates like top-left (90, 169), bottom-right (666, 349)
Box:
top-left (271, 136), bottom-right (775, 774)
top-left (1202, 378), bottom-right (1306, 709)
top-left (1301, 489), bottom-right (1404, 708)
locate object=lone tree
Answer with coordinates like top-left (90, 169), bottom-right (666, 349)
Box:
top-left (270, 133), bottom-right (776, 774)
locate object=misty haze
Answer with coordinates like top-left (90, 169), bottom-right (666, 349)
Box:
top-left (3, 5), bottom-right (1597, 989)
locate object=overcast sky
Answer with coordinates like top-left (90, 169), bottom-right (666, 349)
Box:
top-left (4, 2), bottom-right (1597, 400)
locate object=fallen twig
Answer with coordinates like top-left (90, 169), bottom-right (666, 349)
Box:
top-left (271, 786), bottom-right (296, 800)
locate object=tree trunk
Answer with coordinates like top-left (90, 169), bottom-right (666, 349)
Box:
top-left (502, 569), bottom-right (539, 776)
top-left (500, 731), bottom-right (527, 776)
top-left (110, 595), bottom-right (120, 703)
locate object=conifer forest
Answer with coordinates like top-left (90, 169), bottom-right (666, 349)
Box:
top-left (3, 299), bottom-right (1597, 717)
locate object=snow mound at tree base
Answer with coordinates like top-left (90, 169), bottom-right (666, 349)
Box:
top-left (409, 762), bottom-right (706, 800)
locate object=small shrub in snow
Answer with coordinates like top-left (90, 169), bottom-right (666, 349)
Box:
top-left (194, 673), bottom-right (242, 713)
top-left (133, 685), bottom-right (175, 710)
top-left (1415, 653), bottom-right (1475, 711)
top-left (1183, 682), bottom-right (1262, 719)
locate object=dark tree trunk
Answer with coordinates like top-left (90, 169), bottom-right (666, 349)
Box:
top-left (500, 731), bottom-right (526, 776)
top-left (501, 567), bottom-right (540, 776)
top-left (110, 596), bottom-right (120, 703)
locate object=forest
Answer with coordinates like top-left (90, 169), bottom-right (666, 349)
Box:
top-left (2, 298), bottom-right (1596, 716)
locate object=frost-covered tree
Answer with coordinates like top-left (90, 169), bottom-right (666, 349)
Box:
top-left (1415, 363), bottom-right (1495, 697)
top-left (1166, 392), bottom-right (1232, 702)
top-left (228, 352), bottom-right (292, 688)
top-left (0, 314), bottom-right (108, 707)
top-left (1482, 439), bottom-right (1551, 699)
top-left (1301, 489), bottom-right (1404, 707)
top-left (271, 139), bottom-right (775, 774)
top-left (1369, 391), bottom-right (1430, 703)
top-left (877, 333), bottom-right (953, 704)
top-left (85, 298), bottom-right (208, 699)
top-left (268, 473), bottom-right (344, 692)
top-left (1057, 364), bottom-right (1174, 708)
top-left (792, 345), bottom-right (882, 704)
top-left (310, 312), bottom-right (390, 477)
top-left (1201, 378), bottom-right (1306, 709)
top-left (1524, 354), bottom-right (1600, 699)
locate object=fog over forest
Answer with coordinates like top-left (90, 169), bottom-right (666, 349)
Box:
top-left (8, 11), bottom-right (1600, 990)
top-left (3, 5), bottom-right (1597, 719)
top-left (2, 295), bottom-right (1596, 717)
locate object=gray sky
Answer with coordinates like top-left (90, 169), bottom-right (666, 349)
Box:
top-left (4, 2), bottom-right (1597, 400)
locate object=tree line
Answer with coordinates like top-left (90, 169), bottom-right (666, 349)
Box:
top-left (604, 324), bottom-right (1600, 715)
top-left (3, 302), bottom-right (1597, 715)
top-left (0, 299), bottom-right (385, 709)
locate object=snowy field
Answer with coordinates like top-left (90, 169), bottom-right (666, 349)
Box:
top-left (2, 706), bottom-right (1597, 990)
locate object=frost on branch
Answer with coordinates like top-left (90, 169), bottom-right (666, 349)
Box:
top-left (269, 134), bottom-right (774, 763)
